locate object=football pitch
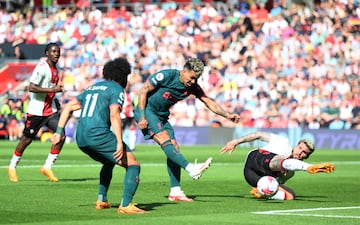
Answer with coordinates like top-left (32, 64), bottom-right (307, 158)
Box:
top-left (0, 141), bottom-right (359, 225)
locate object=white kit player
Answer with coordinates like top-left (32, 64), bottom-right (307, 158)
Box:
top-left (7, 42), bottom-right (65, 183)
top-left (220, 131), bottom-right (335, 200)
top-left (120, 86), bottom-right (137, 151)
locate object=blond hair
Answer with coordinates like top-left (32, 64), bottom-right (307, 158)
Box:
top-left (184, 58), bottom-right (204, 77)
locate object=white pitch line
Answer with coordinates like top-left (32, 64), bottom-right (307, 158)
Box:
top-left (0, 162), bottom-right (242, 169)
top-left (253, 206), bottom-right (360, 219)
top-left (0, 163), bottom-right (163, 169)
top-left (0, 161), bottom-right (359, 169)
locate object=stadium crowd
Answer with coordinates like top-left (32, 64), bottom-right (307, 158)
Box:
top-left (0, 0), bottom-right (360, 141)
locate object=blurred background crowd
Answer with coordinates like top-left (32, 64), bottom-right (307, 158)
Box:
top-left (0, 0), bottom-right (360, 141)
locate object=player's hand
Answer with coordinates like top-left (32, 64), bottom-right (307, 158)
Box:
top-left (137, 118), bottom-right (148, 130)
top-left (113, 143), bottom-right (125, 162)
top-left (228, 114), bottom-right (241, 123)
top-left (51, 133), bottom-right (61, 145)
top-left (53, 85), bottom-right (63, 93)
top-left (220, 140), bottom-right (238, 155)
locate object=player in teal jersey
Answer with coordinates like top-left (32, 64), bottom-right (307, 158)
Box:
top-left (134, 58), bottom-right (241, 202)
top-left (52, 58), bottom-right (146, 214)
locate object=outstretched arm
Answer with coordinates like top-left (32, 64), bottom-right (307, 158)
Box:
top-left (51, 98), bottom-right (81, 145)
top-left (199, 95), bottom-right (241, 123)
top-left (220, 131), bottom-right (271, 155)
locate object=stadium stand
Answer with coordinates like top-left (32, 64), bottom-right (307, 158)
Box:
top-left (0, 0), bottom-right (359, 140)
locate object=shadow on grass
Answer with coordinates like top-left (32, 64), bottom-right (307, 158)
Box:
top-left (170, 194), bottom-right (245, 202)
top-left (294, 195), bottom-right (334, 202)
top-left (78, 202), bottom-right (172, 212)
top-left (59, 177), bottom-right (98, 182)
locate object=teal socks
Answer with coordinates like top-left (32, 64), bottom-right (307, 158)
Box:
top-left (167, 158), bottom-right (181, 187)
top-left (98, 164), bottom-right (115, 202)
top-left (161, 140), bottom-right (189, 168)
top-left (121, 165), bottom-right (140, 207)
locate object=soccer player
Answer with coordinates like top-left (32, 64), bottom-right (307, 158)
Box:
top-left (134, 58), bottom-right (241, 202)
top-left (120, 85), bottom-right (137, 151)
top-left (7, 42), bottom-right (65, 182)
top-left (220, 131), bottom-right (336, 200)
top-left (51, 57), bottom-right (146, 214)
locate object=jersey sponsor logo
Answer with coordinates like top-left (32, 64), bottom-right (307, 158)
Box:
top-left (163, 91), bottom-right (180, 103)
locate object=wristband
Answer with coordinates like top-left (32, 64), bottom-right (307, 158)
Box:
top-left (55, 127), bottom-right (64, 135)
top-left (139, 109), bottom-right (145, 118)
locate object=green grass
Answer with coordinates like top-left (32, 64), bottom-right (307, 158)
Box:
top-left (0, 141), bottom-right (359, 225)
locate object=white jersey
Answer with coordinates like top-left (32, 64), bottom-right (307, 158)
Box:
top-left (27, 60), bottom-right (59, 116)
top-left (259, 133), bottom-right (292, 157)
top-left (120, 91), bottom-right (134, 119)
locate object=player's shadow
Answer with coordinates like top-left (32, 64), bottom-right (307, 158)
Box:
top-left (59, 177), bottom-right (98, 182)
top-left (132, 202), bottom-right (173, 212)
top-left (177, 194), bottom-right (245, 202)
top-left (78, 202), bottom-right (171, 212)
top-left (294, 195), bottom-right (335, 202)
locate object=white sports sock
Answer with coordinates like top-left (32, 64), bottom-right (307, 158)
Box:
top-left (170, 186), bottom-right (182, 195)
top-left (43, 153), bottom-right (58, 169)
top-left (270, 190), bottom-right (286, 200)
top-left (129, 129), bottom-right (136, 150)
top-left (185, 163), bottom-right (193, 173)
top-left (9, 154), bottom-right (21, 169)
top-left (281, 158), bottom-right (310, 171)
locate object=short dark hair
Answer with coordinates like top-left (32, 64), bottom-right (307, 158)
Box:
top-left (103, 57), bottom-right (131, 88)
top-left (45, 42), bottom-right (60, 54)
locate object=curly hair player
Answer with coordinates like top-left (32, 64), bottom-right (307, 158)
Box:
top-left (52, 57), bottom-right (146, 214)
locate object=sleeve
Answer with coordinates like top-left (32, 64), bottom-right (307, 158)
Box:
top-left (190, 84), bottom-right (206, 98)
top-left (29, 62), bottom-right (47, 85)
top-left (110, 86), bottom-right (124, 109)
top-left (148, 70), bottom-right (171, 88)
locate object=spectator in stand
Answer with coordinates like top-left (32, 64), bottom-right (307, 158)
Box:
top-left (7, 100), bottom-right (24, 141)
top-left (307, 115), bottom-right (320, 129)
top-left (0, 113), bottom-right (8, 138)
top-left (328, 115), bottom-right (345, 130)
top-left (1, 1), bottom-right (359, 130)
top-left (352, 100), bottom-right (360, 118)
top-left (1, 96), bottom-right (11, 122)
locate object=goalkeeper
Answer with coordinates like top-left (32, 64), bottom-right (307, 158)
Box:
top-left (220, 131), bottom-right (335, 200)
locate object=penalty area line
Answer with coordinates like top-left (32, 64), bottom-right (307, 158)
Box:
top-left (253, 206), bottom-right (360, 219)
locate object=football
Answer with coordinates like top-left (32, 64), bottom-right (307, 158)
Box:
top-left (257, 176), bottom-right (279, 198)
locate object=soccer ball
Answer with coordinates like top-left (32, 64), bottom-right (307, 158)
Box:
top-left (257, 176), bottom-right (279, 198)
